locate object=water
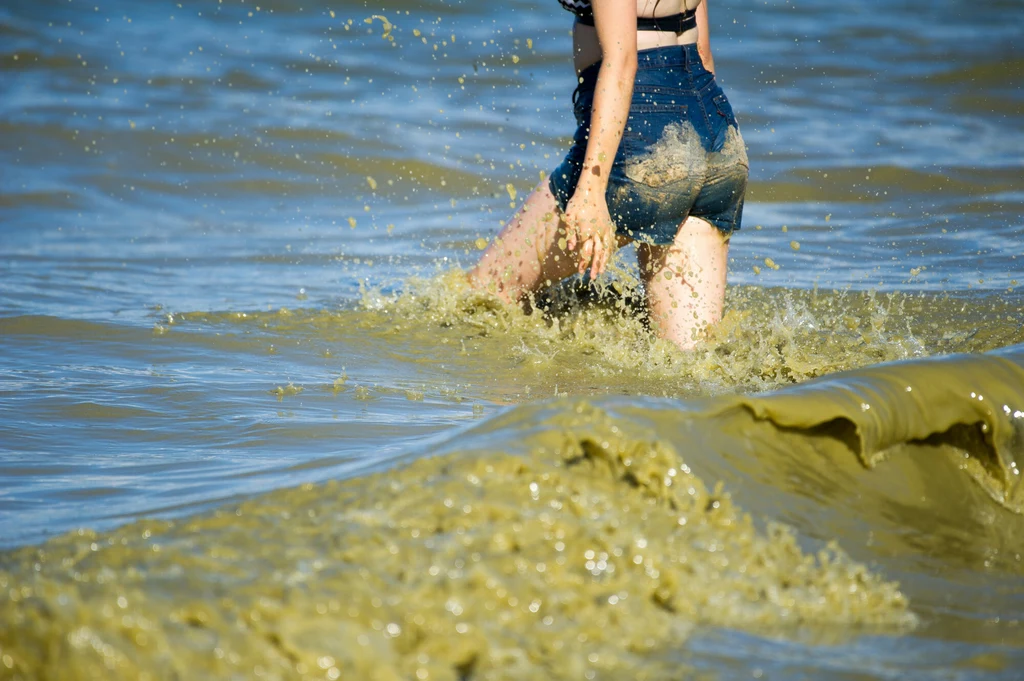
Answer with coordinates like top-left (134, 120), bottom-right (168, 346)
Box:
top-left (1, 0), bottom-right (1023, 678)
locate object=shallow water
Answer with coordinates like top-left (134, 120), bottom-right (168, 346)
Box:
top-left (1, 0), bottom-right (1023, 678)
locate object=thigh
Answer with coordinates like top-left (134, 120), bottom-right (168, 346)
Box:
top-left (468, 180), bottom-right (581, 303)
top-left (637, 215), bottom-right (729, 349)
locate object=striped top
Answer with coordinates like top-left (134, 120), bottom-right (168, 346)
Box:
top-left (558, 0), bottom-right (593, 17)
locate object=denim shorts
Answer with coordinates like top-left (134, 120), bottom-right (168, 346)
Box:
top-left (548, 44), bottom-right (749, 245)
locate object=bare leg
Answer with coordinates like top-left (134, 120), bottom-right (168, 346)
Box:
top-left (637, 216), bottom-right (729, 350)
top-left (467, 180), bottom-right (583, 304)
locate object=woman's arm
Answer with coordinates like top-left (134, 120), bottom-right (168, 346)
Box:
top-left (564, 0), bottom-right (637, 277)
top-left (696, 0), bottom-right (714, 74)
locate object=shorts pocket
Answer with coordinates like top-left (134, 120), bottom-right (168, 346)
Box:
top-left (619, 119), bottom-right (704, 189)
top-left (622, 107), bottom-right (688, 148)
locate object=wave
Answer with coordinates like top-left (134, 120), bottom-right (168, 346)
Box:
top-left (4, 340), bottom-right (1024, 678)
top-left (728, 344), bottom-right (1024, 513)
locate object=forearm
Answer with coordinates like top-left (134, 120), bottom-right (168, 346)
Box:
top-left (575, 0), bottom-right (638, 200)
top-left (576, 55), bottom-right (637, 198)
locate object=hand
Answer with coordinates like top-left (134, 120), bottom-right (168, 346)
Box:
top-left (564, 188), bottom-right (617, 277)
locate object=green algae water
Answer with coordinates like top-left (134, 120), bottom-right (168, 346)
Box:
top-left (1, 0), bottom-right (1023, 678)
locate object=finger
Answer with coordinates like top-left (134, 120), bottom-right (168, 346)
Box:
top-left (565, 222), bottom-right (578, 251)
top-left (592, 241), bottom-right (606, 276)
top-left (600, 236), bottom-right (613, 273)
top-left (592, 243), bottom-right (605, 276)
top-left (600, 235), bottom-right (615, 274)
top-left (578, 239), bottom-right (594, 274)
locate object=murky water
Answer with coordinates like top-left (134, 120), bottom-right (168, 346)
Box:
top-left (1, 0), bottom-right (1022, 678)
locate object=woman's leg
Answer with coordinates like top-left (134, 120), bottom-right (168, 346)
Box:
top-left (637, 215), bottom-right (729, 350)
top-left (467, 180), bottom-right (583, 304)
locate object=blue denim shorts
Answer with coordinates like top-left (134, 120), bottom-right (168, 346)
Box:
top-left (548, 44), bottom-right (749, 245)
